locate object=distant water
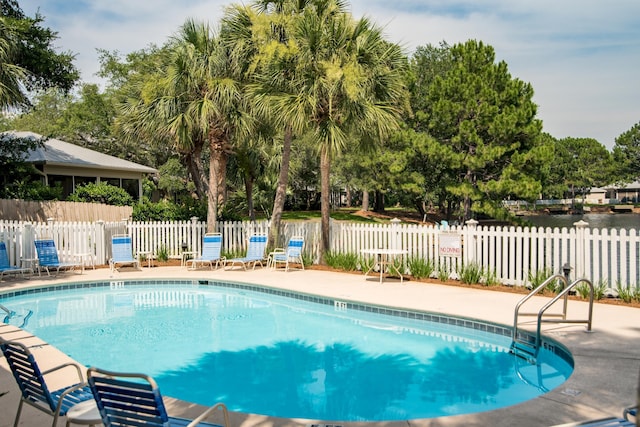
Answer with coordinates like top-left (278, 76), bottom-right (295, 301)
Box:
top-left (522, 213), bottom-right (639, 230)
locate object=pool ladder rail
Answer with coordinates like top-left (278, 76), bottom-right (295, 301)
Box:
top-left (511, 274), bottom-right (594, 364)
top-left (0, 303), bottom-right (33, 328)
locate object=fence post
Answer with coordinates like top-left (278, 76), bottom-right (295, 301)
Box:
top-left (464, 219), bottom-right (479, 265)
top-left (22, 222), bottom-right (36, 260)
top-left (190, 216), bottom-right (199, 254)
top-left (96, 220), bottom-right (106, 265)
top-left (390, 218), bottom-right (401, 250)
top-left (46, 217), bottom-right (55, 238)
top-left (573, 220), bottom-right (588, 280)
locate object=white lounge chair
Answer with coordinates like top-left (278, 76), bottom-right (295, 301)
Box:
top-left (109, 235), bottom-right (141, 272)
top-left (225, 234), bottom-right (268, 270)
top-left (186, 233), bottom-right (225, 270)
top-left (268, 236), bottom-right (305, 271)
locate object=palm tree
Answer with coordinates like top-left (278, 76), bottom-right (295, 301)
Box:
top-left (115, 46), bottom-right (211, 201)
top-left (273, 1), bottom-right (408, 261)
top-left (222, 0), bottom-right (408, 258)
top-left (221, 1), bottom-right (302, 249)
top-left (0, 16), bottom-right (27, 110)
top-left (119, 19), bottom-right (253, 231)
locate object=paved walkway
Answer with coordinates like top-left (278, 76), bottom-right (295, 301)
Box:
top-left (0, 266), bottom-right (638, 427)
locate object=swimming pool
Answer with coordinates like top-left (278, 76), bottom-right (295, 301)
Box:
top-left (1, 279), bottom-right (573, 421)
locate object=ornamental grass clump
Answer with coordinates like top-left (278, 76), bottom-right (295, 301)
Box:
top-left (325, 251), bottom-right (359, 271)
top-left (407, 257), bottom-right (435, 280)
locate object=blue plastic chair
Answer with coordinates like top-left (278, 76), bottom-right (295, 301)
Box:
top-left (0, 241), bottom-right (31, 280)
top-left (268, 236), bottom-right (305, 271)
top-left (225, 233), bottom-right (268, 270)
top-left (186, 233), bottom-right (225, 270)
top-left (110, 234), bottom-right (141, 272)
top-left (34, 238), bottom-right (80, 276)
top-left (87, 367), bottom-right (230, 427)
top-left (0, 338), bottom-right (93, 427)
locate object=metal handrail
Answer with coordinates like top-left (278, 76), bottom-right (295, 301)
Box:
top-left (534, 278), bottom-right (594, 350)
top-left (0, 304), bottom-right (14, 316)
top-left (512, 275), bottom-right (594, 361)
top-left (512, 274), bottom-right (568, 342)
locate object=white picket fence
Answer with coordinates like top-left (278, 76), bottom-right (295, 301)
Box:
top-left (0, 218), bottom-right (637, 289)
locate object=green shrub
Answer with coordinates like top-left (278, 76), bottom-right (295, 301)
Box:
top-left (156, 245), bottom-right (169, 262)
top-left (593, 279), bottom-right (608, 300)
top-left (358, 255), bottom-right (374, 273)
top-left (407, 257), bottom-right (435, 279)
top-left (324, 251), bottom-right (341, 269)
top-left (575, 283), bottom-right (591, 299)
top-left (222, 248), bottom-right (244, 259)
top-left (325, 252), bottom-right (359, 271)
top-left (68, 182), bottom-right (134, 206)
top-left (482, 268), bottom-right (500, 286)
top-left (616, 285), bottom-right (633, 303)
top-left (390, 257), bottom-right (405, 277)
top-left (132, 198), bottom-right (206, 221)
top-left (574, 280), bottom-right (608, 300)
top-left (3, 179), bottom-right (63, 200)
top-left (437, 265), bottom-right (450, 282)
top-left (460, 263), bottom-right (483, 284)
top-left (526, 267), bottom-right (554, 290)
top-left (544, 278), bottom-right (560, 294)
top-left (298, 253), bottom-right (313, 267)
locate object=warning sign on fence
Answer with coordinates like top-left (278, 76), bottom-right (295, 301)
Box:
top-left (438, 232), bottom-right (462, 257)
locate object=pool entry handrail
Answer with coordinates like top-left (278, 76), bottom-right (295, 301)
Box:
top-left (511, 275), bottom-right (594, 363)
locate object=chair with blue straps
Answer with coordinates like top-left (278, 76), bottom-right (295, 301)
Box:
top-left (225, 233), bottom-right (268, 270)
top-left (87, 367), bottom-right (230, 427)
top-left (0, 338), bottom-right (94, 427)
top-left (186, 233), bottom-right (225, 270)
top-left (34, 238), bottom-right (81, 276)
top-left (268, 236), bottom-right (305, 271)
top-left (110, 234), bottom-right (141, 272)
top-left (0, 241), bottom-right (31, 280)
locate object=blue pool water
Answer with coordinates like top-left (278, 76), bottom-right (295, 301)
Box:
top-left (1, 280), bottom-right (573, 421)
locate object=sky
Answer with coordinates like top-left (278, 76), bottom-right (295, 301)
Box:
top-left (21, 0), bottom-right (640, 150)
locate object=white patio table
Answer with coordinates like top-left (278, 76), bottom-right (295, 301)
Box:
top-left (360, 248), bottom-right (408, 284)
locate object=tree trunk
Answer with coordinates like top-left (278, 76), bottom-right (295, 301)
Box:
top-left (361, 190), bottom-right (369, 211)
top-left (373, 190), bottom-right (385, 213)
top-left (320, 146), bottom-right (331, 264)
top-left (268, 127), bottom-right (293, 249)
top-left (207, 137), bottom-right (229, 232)
top-left (345, 186), bottom-right (352, 208)
top-left (182, 139), bottom-right (207, 199)
top-left (245, 173), bottom-right (255, 221)
top-left (414, 199), bottom-right (426, 217)
top-left (207, 148), bottom-right (219, 233)
top-left (463, 169), bottom-right (473, 220)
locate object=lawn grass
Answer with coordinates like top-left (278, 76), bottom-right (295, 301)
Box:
top-left (280, 209), bottom-right (376, 222)
top-left (256, 207), bottom-right (422, 223)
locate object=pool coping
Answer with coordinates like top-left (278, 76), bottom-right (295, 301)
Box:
top-left (0, 266), bottom-right (638, 427)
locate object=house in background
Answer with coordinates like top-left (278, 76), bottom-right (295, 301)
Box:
top-left (2, 131), bottom-right (157, 201)
top-left (585, 181), bottom-right (640, 205)
top-left (607, 180), bottom-right (640, 204)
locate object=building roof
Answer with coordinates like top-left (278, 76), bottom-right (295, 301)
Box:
top-left (2, 131), bottom-right (157, 174)
top-left (604, 180), bottom-right (640, 191)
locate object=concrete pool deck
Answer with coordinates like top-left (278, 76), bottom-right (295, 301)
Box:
top-left (0, 265), bottom-right (638, 427)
